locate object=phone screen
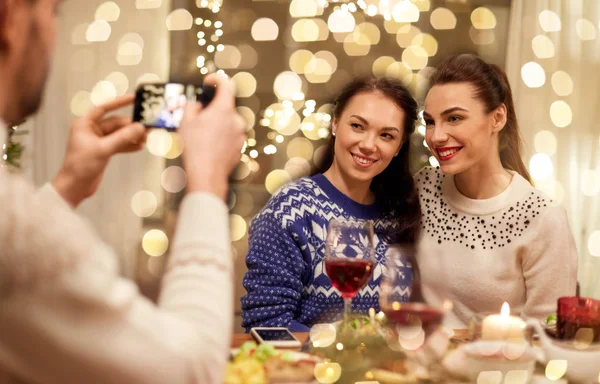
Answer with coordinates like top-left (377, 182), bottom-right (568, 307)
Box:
top-left (133, 83), bottom-right (197, 130)
top-left (255, 329), bottom-right (297, 341)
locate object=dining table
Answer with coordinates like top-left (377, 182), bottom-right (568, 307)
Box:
top-left (229, 329), bottom-right (557, 383)
top-left (231, 329), bottom-right (471, 349)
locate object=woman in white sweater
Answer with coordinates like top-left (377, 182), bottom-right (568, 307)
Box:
top-left (416, 54), bottom-right (578, 328)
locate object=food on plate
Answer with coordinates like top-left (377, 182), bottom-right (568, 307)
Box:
top-left (223, 342), bottom-right (318, 384)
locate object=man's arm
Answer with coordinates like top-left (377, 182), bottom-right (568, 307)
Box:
top-left (0, 175), bottom-right (231, 384)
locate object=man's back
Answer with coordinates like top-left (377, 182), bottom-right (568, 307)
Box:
top-left (0, 167), bottom-right (233, 383)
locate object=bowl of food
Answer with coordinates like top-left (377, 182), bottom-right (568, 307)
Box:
top-left (225, 342), bottom-right (320, 384)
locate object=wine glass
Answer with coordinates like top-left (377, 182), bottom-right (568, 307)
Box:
top-left (324, 218), bottom-right (376, 325)
top-left (379, 245), bottom-right (453, 378)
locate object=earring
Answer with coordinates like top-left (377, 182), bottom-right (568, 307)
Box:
top-left (332, 131), bottom-right (336, 137)
top-left (394, 152), bottom-right (399, 157)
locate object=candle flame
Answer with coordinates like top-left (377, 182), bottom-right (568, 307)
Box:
top-left (501, 302), bottom-right (510, 317)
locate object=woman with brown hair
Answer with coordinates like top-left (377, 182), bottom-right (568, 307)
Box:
top-left (242, 77), bottom-right (421, 332)
top-left (417, 54), bottom-right (578, 328)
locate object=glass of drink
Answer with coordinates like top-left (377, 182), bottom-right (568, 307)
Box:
top-left (324, 218), bottom-right (375, 324)
top-left (557, 296), bottom-right (600, 342)
top-left (379, 245), bottom-right (450, 349)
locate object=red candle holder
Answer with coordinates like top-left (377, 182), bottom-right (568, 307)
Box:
top-left (556, 296), bottom-right (600, 342)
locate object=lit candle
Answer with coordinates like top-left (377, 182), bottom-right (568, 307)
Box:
top-left (481, 302), bottom-right (526, 341)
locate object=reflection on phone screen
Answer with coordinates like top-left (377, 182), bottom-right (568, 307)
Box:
top-left (137, 83), bottom-right (193, 129)
top-left (256, 330), bottom-right (296, 341)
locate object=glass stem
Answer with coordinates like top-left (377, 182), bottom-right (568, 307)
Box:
top-left (344, 297), bottom-right (352, 323)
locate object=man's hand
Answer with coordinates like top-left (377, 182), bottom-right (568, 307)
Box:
top-left (179, 74), bottom-right (246, 201)
top-left (52, 95), bottom-right (147, 208)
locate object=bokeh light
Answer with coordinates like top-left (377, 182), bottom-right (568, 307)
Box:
top-left (412, 33), bottom-right (438, 56)
top-left (469, 27), bottom-right (496, 45)
top-left (549, 100), bottom-right (572, 128)
top-left (521, 62), bottom-right (546, 88)
top-left (532, 35), bottom-right (555, 59)
top-left (471, 7), bottom-right (496, 29)
top-left (86, 20), bottom-right (111, 42)
top-left (290, 50), bottom-right (314, 74)
top-left (166, 9), bottom-right (193, 30)
top-left (392, 1), bottom-right (420, 23)
top-left (539, 10), bottom-right (561, 32)
top-left (131, 190), bottom-right (158, 218)
top-left (587, 230), bottom-right (600, 257)
top-left (164, 132), bottom-right (184, 159)
top-left (214, 45), bottom-right (241, 69)
top-left (136, 0), bottom-right (161, 9)
top-left (147, 129), bottom-right (173, 157)
top-left (287, 137), bottom-right (314, 160)
top-left (328, 9), bottom-right (355, 33)
top-left (476, 371), bottom-right (502, 384)
top-left (274, 71), bottom-right (303, 100)
top-left (230, 214), bottom-right (247, 242)
top-left (117, 40), bottom-right (143, 66)
top-left (251, 18), bottom-right (279, 41)
top-left (551, 71), bottom-right (574, 96)
top-left (232, 72), bottom-right (257, 97)
top-left (290, 0), bottom-right (319, 18)
top-left (576, 19), bottom-right (597, 40)
top-left (545, 360), bottom-right (567, 381)
top-left (313, 362), bottom-right (342, 384)
top-left (90, 81), bottom-right (117, 106)
top-left (161, 166), bottom-right (187, 193)
top-left (402, 46), bottom-right (428, 70)
top-left (95, 1), bottom-right (120, 22)
top-left (237, 44), bottom-right (259, 69)
top-left (396, 24), bottom-right (421, 48)
top-left (430, 7), bottom-right (456, 30)
top-left (142, 229), bottom-right (169, 257)
top-left (534, 130), bottom-right (557, 155)
top-left (105, 72), bottom-right (129, 96)
top-left (285, 157), bottom-right (311, 179)
top-left (70, 91), bottom-right (92, 116)
top-left (529, 153), bottom-right (553, 180)
top-left (265, 170), bottom-right (292, 194)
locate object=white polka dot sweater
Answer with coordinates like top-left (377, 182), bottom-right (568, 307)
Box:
top-left (241, 174), bottom-right (413, 332)
top-left (415, 166), bottom-right (578, 328)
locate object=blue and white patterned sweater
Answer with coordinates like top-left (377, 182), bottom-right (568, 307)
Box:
top-left (241, 174), bottom-right (413, 332)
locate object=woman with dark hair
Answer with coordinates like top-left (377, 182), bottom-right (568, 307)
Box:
top-left (241, 77), bottom-right (421, 332)
top-left (417, 54), bottom-right (578, 327)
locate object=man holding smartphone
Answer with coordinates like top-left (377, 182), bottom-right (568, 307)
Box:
top-left (0, 1), bottom-right (245, 383)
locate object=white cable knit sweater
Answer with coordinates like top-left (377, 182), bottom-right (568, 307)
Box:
top-left (415, 166), bottom-right (578, 328)
top-left (0, 120), bottom-right (233, 384)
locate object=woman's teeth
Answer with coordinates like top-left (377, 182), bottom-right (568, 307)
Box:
top-left (353, 155), bottom-right (374, 165)
top-left (439, 148), bottom-right (460, 157)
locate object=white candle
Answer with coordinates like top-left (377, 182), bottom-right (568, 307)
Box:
top-left (481, 302), bottom-right (526, 341)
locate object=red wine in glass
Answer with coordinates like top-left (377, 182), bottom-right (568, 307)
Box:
top-left (383, 303), bottom-right (444, 336)
top-left (325, 258), bottom-right (374, 299)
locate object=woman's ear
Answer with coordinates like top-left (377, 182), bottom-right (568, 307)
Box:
top-left (492, 103), bottom-right (508, 133)
top-left (331, 117), bottom-right (338, 136)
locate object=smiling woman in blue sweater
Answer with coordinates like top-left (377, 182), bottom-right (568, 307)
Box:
top-left (241, 77), bottom-right (422, 332)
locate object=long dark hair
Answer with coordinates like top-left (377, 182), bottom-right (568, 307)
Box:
top-left (429, 54), bottom-right (532, 184)
top-left (315, 77), bottom-right (421, 243)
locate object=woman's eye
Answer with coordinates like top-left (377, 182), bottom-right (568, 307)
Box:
top-left (382, 133), bottom-right (395, 140)
top-left (424, 119), bottom-right (434, 126)
top-left (351, 123), bottom-right (363, 129)
top-left (448, 115), bottom-right (462, 122)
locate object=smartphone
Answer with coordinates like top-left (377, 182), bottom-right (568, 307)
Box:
top-left (133, 82), bottom-right (215, 130)
top-left (250, 327), bottom-right (302, 348)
